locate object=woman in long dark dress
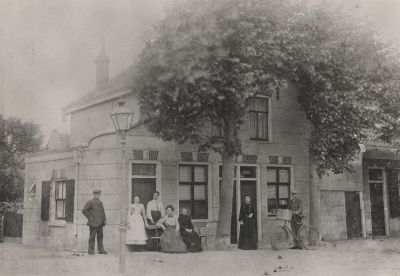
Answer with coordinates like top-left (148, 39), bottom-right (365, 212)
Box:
top-left (178, 208), bottom-right (202, 252)
top-left (157, 205), bottom-right (187, 253)
top-left (238, 195), bottom-right (258, 250)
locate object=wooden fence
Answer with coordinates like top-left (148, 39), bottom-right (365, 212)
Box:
top-left (2, 211), bottom-right (23, 238)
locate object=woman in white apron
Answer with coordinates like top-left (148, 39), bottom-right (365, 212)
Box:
top-left (126, 195), bottom-right (148, 250)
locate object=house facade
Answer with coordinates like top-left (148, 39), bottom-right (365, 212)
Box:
top-left (23, 48), bottom-right (400, 251)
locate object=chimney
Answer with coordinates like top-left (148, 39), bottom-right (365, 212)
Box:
top-left (94, 39), bottom-right (110, 89)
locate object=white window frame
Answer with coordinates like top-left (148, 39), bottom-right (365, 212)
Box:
top-left (266, 165), bottom-right (294, 220)
top-left (177, 162), bottom-right (212, 222)
top-left (129, 160), bottom-right (161, 205)
top-left (248, 95), bottom-right (272, 142)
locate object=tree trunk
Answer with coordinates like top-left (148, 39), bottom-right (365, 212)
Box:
top-left (309, 161), bottom-right (321, 241)
top-left (215, 149), bottom-right (236, 250)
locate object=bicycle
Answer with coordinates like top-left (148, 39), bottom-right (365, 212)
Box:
top-left (269, 211), bottom-right (319, 250)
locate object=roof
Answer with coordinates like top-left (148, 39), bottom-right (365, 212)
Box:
top-left (62, 64), bottom-right (138, 115)
top-left (46, 130), bottom-right (70, 150)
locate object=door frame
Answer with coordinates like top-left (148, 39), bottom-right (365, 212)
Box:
top-left (367, 167), bottom-right (390, 237)
top-left (128, 160), bottom-right (161, 204)
top-left (217, 163), bottom-right (261, 243)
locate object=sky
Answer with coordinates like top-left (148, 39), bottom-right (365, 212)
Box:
top-left (1, 0), bottom-right (400, 144)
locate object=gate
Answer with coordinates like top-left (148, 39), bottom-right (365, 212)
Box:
top-left (3, 211), bottom-right (23, 238)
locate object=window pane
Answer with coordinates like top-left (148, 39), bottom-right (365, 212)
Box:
top-left (240, 166), bottom-right (256, 178)
top-left (62, 183), bottom-right (66, 199)
top-left (279, 169), bottom-right (290, 183)
top-left (268, 199), bottom-right (277, 216)
top-left (279, 185), bottom-right (289, 198)
top-left (56, 201), bottom-right (64, 218)
top-left (194, 166), bottom-right (207, 182)
top-left (179, 185), bottom-right (192, 200)
top-left (369, 169), bottom-right (383, 181)
top-left (257, 112), bottom-right (268, 139)
top-left (267, 184), bottom-right (277, 198)
top-left (193, 201), bottom-right (208, 219)
top-left (250, 112), bottom-right (257, 138)
top-left (267, 169), bottom-right (277, 182)
top-left (179, 166), bottom-right (192, 182)
top-left (279, 199), bottom-right (288, 209)
top-left (194, 185), bottom-right (206, 200)
top-left (132, 164), bottom-right (156, 176)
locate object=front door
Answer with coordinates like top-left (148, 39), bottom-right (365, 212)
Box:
top-left (345, 191), bottom-right (362, 239)
top-left (368, 168), bottom-right (386, 236)
top-left (132, 178), bottom-right (156, 207)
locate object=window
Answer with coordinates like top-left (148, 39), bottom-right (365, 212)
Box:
top-left (179, 165), bottom-right (208, 219)
top-left (249, 97), bottom-right (269, 141)
top-left (211, 120), bottom-right (224, 138)
top-left (267, 167), bottom-right (290, 217)
top-left (54, 180), bottom-right (75, 221)
top-left (55, 181), bottom-right (67, 219)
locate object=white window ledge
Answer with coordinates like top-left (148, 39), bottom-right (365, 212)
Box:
top-left (49, 220), bottom-right (66, 227)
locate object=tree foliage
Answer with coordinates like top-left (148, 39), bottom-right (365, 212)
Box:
top-left (0, 116), bottom-right (42, 202)
top-left (137, 0), bottom-right (400, 175)
top-left (135, 0), bottom-right (400, 246)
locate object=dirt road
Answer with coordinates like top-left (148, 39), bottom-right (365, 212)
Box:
top-left (1, 238), bottom-right (400, 276)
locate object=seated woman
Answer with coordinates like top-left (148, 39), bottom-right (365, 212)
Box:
top-left (157, 205), bottom-right (187, 253)
top-left (178, 208), bottom-right (202, 252)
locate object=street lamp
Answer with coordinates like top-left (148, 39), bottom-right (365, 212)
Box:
top-left (110, 101), bottom-right (134, 273)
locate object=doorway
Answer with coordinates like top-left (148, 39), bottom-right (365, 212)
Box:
top-left (368, 169), bottom-right (386, 236)
top-left (131, 163), bottom-right (157, 207)
top-left (219, 165), bottom-right (258, 244)
top-left (345, 191), bottom-right (362, 239)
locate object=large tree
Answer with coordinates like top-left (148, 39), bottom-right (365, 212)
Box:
top-left (136, 0), bottom-right (400, 248)
top-left (0, 116), bottom-right (42, 202)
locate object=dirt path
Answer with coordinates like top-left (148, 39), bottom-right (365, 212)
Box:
top-left (1, 238), bottom-right (400, 276)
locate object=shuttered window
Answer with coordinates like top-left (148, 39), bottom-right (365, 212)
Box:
top-left (267, 167), bottom-right (290, 216)
top-left (179, 165), bottom-right (208, 219)
top-left (41, 181), bottom-right (51, 221)
top-left (249, 98), bottom-right (269, 141)
top-left (55, 180), bottom-right (75, 221)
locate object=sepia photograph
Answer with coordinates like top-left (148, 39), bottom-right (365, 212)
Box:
top-left (1, 0), bottom-right (400, 275)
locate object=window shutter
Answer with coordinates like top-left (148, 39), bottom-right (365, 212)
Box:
top-left (387, 170), bottom-right (400, 218)
top-left (65, 180), bottom-right (75, 222)
top-left (40, 181), bottom-right (51, 221)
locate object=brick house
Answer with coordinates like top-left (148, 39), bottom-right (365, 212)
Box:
top-left (23, 47), bottom-right (400, 251)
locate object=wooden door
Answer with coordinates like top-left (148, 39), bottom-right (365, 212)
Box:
top-left (345, 191), bottom-right (362, 239)
top-left (132, 178), bottom-right (156, 207)
top-left (369, 182), bottom-right (386, 236)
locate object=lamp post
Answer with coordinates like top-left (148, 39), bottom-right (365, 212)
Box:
top-left (110, 101), bottom-right (134, 273)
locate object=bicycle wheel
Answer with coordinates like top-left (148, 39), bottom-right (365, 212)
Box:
top-left (269, 226), bottom-right (291, 250)
top-left (298, 225), bottom-right (319, 249)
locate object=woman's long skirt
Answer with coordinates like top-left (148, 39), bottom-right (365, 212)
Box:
top-left (238, 218), bottom-right (258, 250)
top-left (160, 227), bottom-right (187, 253)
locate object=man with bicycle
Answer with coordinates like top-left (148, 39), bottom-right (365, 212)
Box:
top-left (289, 189), bottom-right (303, 249)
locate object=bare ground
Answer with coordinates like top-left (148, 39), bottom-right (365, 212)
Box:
top-left (1, 238), bottom-right (400, 276)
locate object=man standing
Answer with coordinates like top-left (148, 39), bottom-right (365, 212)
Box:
top-left (146, 190), bottom-right (164, 225)
top-left (289, 189), bottom-right (303, 249)
top-left (82, 190), bottom-right (107, 255)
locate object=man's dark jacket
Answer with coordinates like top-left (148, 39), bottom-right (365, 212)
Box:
top-left (82, 198), bottom-right (106, 227)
